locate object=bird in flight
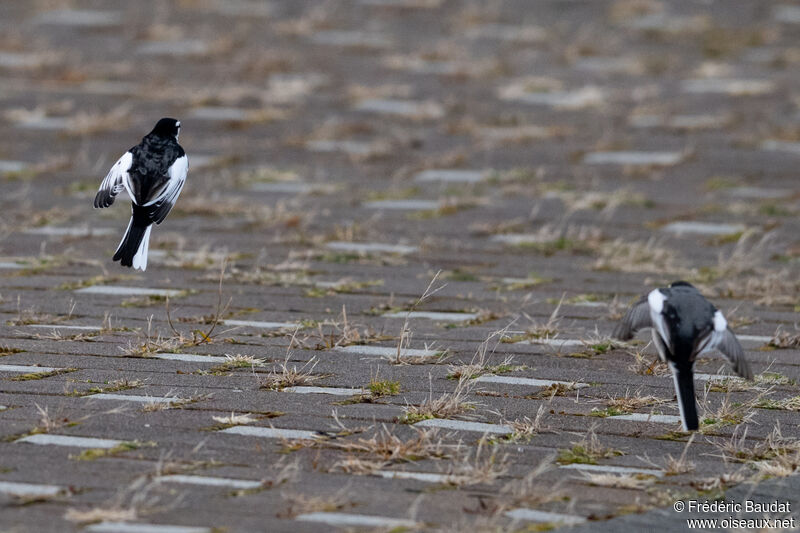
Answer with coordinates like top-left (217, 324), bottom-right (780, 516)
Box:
top-left (613, 281), bottom-right (753, 431)
top-left (94, 118), bottom-right (188, 271)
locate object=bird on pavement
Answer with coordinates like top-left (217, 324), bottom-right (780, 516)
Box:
top-left (613, 281), bottom-right (753, 431)
top-left (93, 118), bottom-right (188, 271)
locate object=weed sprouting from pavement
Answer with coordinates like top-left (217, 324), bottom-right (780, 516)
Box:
top-left (699, 386), bottom-right (760, 431)
top-left (557, 425), bottom-right (624, 465)
top-left (279, 487), bottom-right (353, 518)
top-left (259, 354), bottom-right (322, 390)
top-left (64, 469), bottom-right (172, 524)
top-left (501, 298), bottom-right (563, 343)
top-left (593, 238), bottom-right (680, 274)
top-left (121, 263), bottom-right (231, 357)
top-left (399, 373), bottom-right (477, 423)
top-left (712, 424), bottom-right (800, 466)
top-left (445, 437), bottom-right (510, 486)
top-left (291, 305), bottom-right (393, 350)
top-left (640, 434), bottom-right (697, 475)
top-left (627, 344), bottom-right (670, 376)
top-left (327, 425), bottom-right (456, 462)
top-left (768, 326), bottom-right (800, 349)
top-left (448, 326), bottom-right (522, 379)
top-left (393, 270), bottom-right (447, 364)
top-left (504, 405), bottom-right (548, 441)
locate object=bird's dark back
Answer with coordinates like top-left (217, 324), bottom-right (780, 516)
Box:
top-left (663, 285), bottom-right (716, 358)
top-left (128, 135), bottom-right (184, 205)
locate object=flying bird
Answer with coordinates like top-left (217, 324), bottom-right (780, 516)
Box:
top-left (613, 281), bottom-right (753, 431)
top-left (94, 118), bottom-right (188, 271)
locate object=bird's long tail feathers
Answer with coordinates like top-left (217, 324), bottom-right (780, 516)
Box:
top-left (113, 218), bottom-right (151, 271)
top-left (671, 365), bottom-right (699, 431)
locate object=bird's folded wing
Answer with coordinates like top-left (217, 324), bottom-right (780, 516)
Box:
top-left (691, 324), bottom-right (714, 360)
top-left (94, 152), bottom-right (132, 208)
top-left (151, 154), bottom-right (188, 224)
top-left (715, 328), bottom-right (753, 380)
top-left (613, 297), bottom-right (652, 340)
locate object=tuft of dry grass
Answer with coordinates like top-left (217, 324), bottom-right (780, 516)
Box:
top-left (141, 395), bottom-right (190, 413)
top-left (627, 345), bottom-right (670, 376)
top-left (502, 300), bottom-right (563, 343)
top-left (768, 327), bottom-right (800, 349)
top-left (501, 455), bottom-right (564, 507)
top-left (220, 354), bottom-right (266, 370)
top-left (258, 354), bottom-right (322, 391)
top-left (505, 223), bottom-right (604, 256)
top-left (755, 395), bottom-right (800, 411)
top-left (0, 345), bottom-right (24, 356)
top-left (593, 237), bottom-right (679, 274)
top-left (552, 188), bottom-right (651, 218)
top-left (607, 391), bottom-right (669, 412)
top-left (505, 405), bottom-right (548, 441)
top-left (700, 230), bottom-right (771, 281)
top-left (327, 425), bottom-right (455, 463)
top-left (7, 304), bottom-right (69, 326)
top-left (572, 332), bottom-right (627, 358)
top-left (665, 434), bottom-right (697, 475)
top-left (705, 375), bottom-right (765, 393)
top-left (279, 488), bottom-right (352, 518)
top-left (73, 378), bottom-right (142, 397)
top-left (557, 425), bottom-right (624, 465)
top-left (695, 232), bottom-right (798, 307)
top-left (713, 424), bottom-right (800, 465)
top-left (67, 104), bottom-right (133, 136)
top-left (640, 434), bottom-right (696, 475)
top-left (399, 373), bottom-right (477, 423)
top-left (699, 387), bottom-right (759, 431)
top-left (445, 438), bottom-right (510, 486)
top-left (690, 471), bottom-right (749, 492)
top-left (715, 269), bottom-right (799, 307)
top-left (64, 474), bottom-right (166, 525)
top-left (122, 269), bottom-right (230, 357)
top-left (330, 456), bottom-right (388, 475)
top-left (392, 271), bottom-right (447, 364)
top-left (752, 457), bottom-right (799, 479)
top-left (448, 327), bottom-right (522, 379)
top-left (291, 306), bottom-right (393, 351)
top-left (529, 381), bottom-right (583, 400)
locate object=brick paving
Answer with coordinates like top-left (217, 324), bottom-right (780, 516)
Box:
top-left (0, 1), bottom-right (799, 531)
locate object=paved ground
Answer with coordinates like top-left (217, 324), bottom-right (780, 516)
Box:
top-left (0, 1), bottom-right (799, 532)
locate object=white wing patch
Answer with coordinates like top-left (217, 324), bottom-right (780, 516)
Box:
top-left (647, 289), bottom-right (665, 313)
top-left (150, 154), bottom-right (188, 224)
top-left (94, 152), bottom-right (133, 208)
top-left (712, 310), bottom-right (727, 332)
top-left (648, 289), bottom-right (671, 351)
top-left (700, 310), bottom-right (727, 356)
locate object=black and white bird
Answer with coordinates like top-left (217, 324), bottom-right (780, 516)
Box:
top-left (613, 281), bottom-right (753, 431)
top-left (94, 118), bottom-right (188, 271)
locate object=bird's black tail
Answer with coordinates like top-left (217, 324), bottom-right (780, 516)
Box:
top-left (113, 208), bottom-right (152, 271)
top-left (672, 366), bottom-right (699, 431)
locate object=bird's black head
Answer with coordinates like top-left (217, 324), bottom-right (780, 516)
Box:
top-left (149, 117), bottom-right (181, 139)
top-left (670, 281), bottom-right (696, 289)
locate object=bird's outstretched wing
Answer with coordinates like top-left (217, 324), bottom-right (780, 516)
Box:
top-left (714, 328), bottom-right (753, 380)
top-left (94, 152), bottom-right (133, 208)
top-left (613, 296), bottom-right (652, 340)
top-left (150, 154), bottom-right (188, 224)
